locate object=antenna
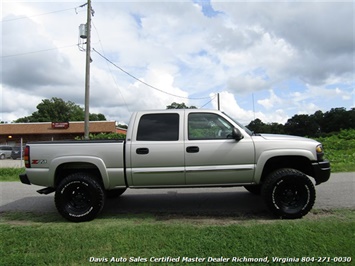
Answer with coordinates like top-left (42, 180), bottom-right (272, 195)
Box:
top-left (252, 93), bottom-right (256, 120)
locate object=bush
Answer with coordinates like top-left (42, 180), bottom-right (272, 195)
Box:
top-left (75, 133), bottom-right (126, 140)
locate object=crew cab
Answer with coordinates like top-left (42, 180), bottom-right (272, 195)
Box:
top-left (20, 109), bottom-right (330, 222)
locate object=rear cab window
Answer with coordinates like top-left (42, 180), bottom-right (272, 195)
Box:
top-left (137, 113), bottom-right (179, 141)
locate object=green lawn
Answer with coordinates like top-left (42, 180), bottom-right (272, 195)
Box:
top-left (1, 210), bottom-right (354, 265)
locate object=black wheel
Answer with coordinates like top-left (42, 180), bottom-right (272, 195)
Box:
top-left (244, 185), bottom-right (261, 195)
top-left (55, 172), bottom-right (105, 222)
top-left (262, 168), bottom-right (315, 219)
top-left (106, 188), bottom-right (126, 199)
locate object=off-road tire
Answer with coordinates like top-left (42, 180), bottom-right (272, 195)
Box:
top-left (262, 168), bottom-right (315, 219)
top-left (55, 172), bottom-right (105, 222)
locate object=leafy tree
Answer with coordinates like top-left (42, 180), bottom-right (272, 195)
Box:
top-left (247, 118), bottom-right (265, 133)
top-left (246, 119), bottom-right (284, 134)
top-left (14, 97), bottom-right (106, 122)
top-left (248, 107), bottom-right (354, 137)
top-left (166, 102), bottom-right (197, 109)
top-left (284, 114), bottom-right (319, 136)
top-left (322, 107), bottom-right (349, 133)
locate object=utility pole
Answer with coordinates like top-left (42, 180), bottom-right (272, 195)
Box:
top-left (84, 0), bottom-right (92, 140)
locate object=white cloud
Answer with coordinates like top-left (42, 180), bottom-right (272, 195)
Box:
top-left (1, 1), bottom-right (353, 125)
top-left (257, 90), bottom-right (283, 110)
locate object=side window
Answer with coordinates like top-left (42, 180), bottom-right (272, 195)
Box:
top-left (137, 113), bottom-right (179, 141)
top-left (188, 113), bottom-right (234, 140)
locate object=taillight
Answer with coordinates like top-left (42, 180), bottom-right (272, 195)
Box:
top-left (24, 146), bottom-right (30, 168)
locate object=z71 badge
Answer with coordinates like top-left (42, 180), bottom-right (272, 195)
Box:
top-left (32, 159), bottom-right (47, 165)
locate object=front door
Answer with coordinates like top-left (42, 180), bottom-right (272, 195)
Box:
top-left (185, 112), bottom-right (255, 185)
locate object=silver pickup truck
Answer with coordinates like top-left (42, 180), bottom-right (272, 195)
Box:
top-left (20, 109), bottom-right (330, 222)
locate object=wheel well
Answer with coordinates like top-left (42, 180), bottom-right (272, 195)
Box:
top-left (54, 162), bottom-right (102, 187)
top-left (260, 156), bottom-right (314, 184)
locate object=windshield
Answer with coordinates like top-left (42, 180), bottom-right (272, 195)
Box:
top-left (222, 112), bottom-right (253, 136)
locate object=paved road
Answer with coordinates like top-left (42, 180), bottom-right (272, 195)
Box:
top-left (0, 172), bottom-right (353, 218)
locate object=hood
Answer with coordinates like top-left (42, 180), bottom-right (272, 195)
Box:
top-left (259, 134), bottom-right (318, 143)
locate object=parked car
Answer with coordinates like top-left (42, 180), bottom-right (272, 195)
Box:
top-left (11, 146), bottom-right (24, 160)
top-left (0, 145), bottom-right (13, 159)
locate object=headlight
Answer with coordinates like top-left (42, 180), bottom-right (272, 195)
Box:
top-left (316, 144), bottom-right (324, 161)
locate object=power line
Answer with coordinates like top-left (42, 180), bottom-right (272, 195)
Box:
top-left (199, 94), bottom-right (216, 108)
top-left (1, 44), bottom-right (78, 59)
top-left (92, 48), bottom-right (213, 100)
top-left (1, 5), bottom-right (85, 23)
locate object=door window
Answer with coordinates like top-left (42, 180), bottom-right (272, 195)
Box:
top-left (188, 113), bottom-right (234, 140)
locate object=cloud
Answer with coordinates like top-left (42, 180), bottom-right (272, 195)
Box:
top-left (257, 90), bottom-right (283, 110)
top-left (1, 1), bottom-right (353, 125)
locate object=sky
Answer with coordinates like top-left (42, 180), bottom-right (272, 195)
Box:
top-left (1, 0), bottom-right (354, 125)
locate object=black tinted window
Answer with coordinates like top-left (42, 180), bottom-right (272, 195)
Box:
top-left (137, 114), bottom-right (179, 141)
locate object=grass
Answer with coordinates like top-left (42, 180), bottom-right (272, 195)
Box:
top-left (1, 210), bottom-right (354, 265)
top-left (0, 167), bottom-right (25, 181)
top-left (316, 130), bottom-right (355, 172)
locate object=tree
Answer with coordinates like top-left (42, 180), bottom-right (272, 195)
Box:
top-left (322, 107), bottom-right (349, 133)
top-left (14, 97), bottom-right (106, 122)
top-left (246, 118), bottom-right (265, 133)
top-left (284, 114), bottom-right (319, 136)
top-left (247, 119), bottom-right (284, 134)
top-left (166, 102), bottom-right (197, 109)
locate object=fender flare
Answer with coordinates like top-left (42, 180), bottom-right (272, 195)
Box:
top-left (49, 156), bottom-right (109, 189)
top-left (254, 149), bottom-right (315, 183)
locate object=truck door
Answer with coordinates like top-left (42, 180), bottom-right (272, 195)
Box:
top-left (185, 112), bottom-right (255, 185)
top-left (128, 112), bottom-right (185, 187)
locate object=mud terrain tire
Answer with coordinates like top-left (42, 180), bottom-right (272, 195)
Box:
top-left (262, 168), bottom-right (315, 219)
top-left (55, 172), bottom-right (105, 222)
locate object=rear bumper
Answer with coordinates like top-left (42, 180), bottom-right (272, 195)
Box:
top-left (312, 160), bottom-right (331, 185)
top-left (19, 173), bottom-right (31, 185)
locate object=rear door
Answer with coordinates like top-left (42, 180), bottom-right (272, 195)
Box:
top-left (185, 112), bottom-right (255, 185)
top-left (128, 112), bottom-right (185, 187)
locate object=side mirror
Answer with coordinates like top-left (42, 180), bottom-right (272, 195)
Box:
top-left (232, 128), bottom-right (244, 141)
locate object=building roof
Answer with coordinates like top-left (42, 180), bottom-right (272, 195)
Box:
top-left (0, 121), bottom-right (116, 135)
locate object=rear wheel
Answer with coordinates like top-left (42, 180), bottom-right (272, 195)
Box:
top-left (262, 168), bottom-right (315, 219)
top-left (55, 172), bottom-right (105, 222)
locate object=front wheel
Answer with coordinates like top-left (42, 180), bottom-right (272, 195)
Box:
top-left (55, 173), bottom-right (105, 222)
top-left (262, 168), bottom-right (316, 219)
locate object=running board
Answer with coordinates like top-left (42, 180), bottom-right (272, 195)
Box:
top-left (37, 187), bottom-right (55, 195)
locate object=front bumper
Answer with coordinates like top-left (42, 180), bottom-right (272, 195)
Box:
top-left (312, 160), bottom-right (331, 185)
top-left (19, 173), bottom-right (31, 185)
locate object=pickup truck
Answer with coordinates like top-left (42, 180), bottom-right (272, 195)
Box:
top-left (20, 109), bottom-right (331, 222)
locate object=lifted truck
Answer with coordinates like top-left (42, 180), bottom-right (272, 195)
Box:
top-left (20, 109), bottom-right (330, 222)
